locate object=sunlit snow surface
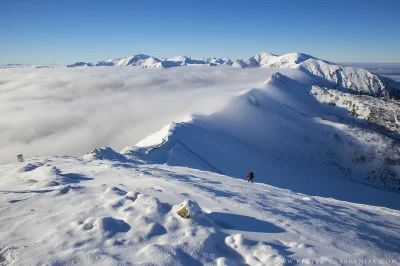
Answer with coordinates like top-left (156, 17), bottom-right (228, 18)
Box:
top-left (0, 156), bottom-right (399, 265)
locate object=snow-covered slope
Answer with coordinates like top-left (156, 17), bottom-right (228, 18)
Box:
top-left (0, 149), bottom-right (399, 265)
top-left (311, 86), bottom-right (400, 134)
top-left (123, 73), bottom-right (400, 196)
top-left (234, 53), bottom-right (399, 98)
top-left (296, 59), bottom-right (389, 96)
top-left (67, 52), bottom-right (400, 99)
top-left (233, 52), bottom-right (317, 68)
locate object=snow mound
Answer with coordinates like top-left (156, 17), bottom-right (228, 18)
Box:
top-left (52, 184), bottom-right (83, 196)
top-left (24, 165), bottom-right (62, 188)
top-left (19, 162), bottom-right (44, 172)
top-left (13, 163), bottom-right (93, 190)
top-left (225, 234), bottom-right (286, 265)
top-left (82, 147), bottom-right (127, 161)
top-left (92, 217), bottom-right (131, 236)
top-left (103, 186), bottom-right (128, 197)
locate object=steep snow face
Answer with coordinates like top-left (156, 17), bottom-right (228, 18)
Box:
top-left (126, 73), bottom-right (400, 196)
top-left (115, 54), bottom-right (152, 66)
top-left (139, 57), bottom-right (162, 68)
top-left (132, 123), bottom-right (178, 151)
top-left (238, 52), bottom-right (316, 68)
top-left (296, 59), bottom-right (388, 96)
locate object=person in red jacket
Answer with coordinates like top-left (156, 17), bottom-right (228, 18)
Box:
top-left (247, 170), bottom-right (254, 183)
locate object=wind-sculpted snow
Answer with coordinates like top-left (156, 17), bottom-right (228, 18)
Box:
top-left (0, 155), bottom-right (399, 265)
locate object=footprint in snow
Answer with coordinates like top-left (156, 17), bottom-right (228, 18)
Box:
top-left (51, 184), bottom-right (83, 196)
top-left (20, 163), bottom-right (43, 172)
top-left (279, 240), bottom-right (307, 249)
top-left (105, 191), bottom-right (139, 211)
top-left (103, 187), bottom-right (127, 196)
top-left (151, 187), bottom-right (163, 192)
top-left (225, 234), bottom-right (286, 265)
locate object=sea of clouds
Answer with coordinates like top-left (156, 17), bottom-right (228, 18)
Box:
top-left (0, 66), bottom-right (308, 164)
top-left (343, 63), bottom-right (400, 82)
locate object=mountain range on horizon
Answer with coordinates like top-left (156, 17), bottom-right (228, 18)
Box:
top-left (68, 52), bottom-right (400, 100)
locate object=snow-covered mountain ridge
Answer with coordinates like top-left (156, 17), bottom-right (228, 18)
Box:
top-left (67, 52), bottom-right (400, 99)
top-left (121, 72), bottom-right (400, 195)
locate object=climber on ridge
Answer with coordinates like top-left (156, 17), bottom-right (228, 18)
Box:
top-left (247, 170), bottom-right (254, 183)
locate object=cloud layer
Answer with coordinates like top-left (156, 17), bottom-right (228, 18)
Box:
top-left (0, 66), bottom-right (307, 164)
top-left (343, 63), bottom-right (400, 82)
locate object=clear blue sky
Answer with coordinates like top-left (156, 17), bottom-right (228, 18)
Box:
top-left (1, 0), bottom-right (399, 64)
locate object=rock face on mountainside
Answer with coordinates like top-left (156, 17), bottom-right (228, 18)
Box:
top-left (311, 86), bottom-right (400, 135)
top-left (67, 52), bottom-right (400, 100)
